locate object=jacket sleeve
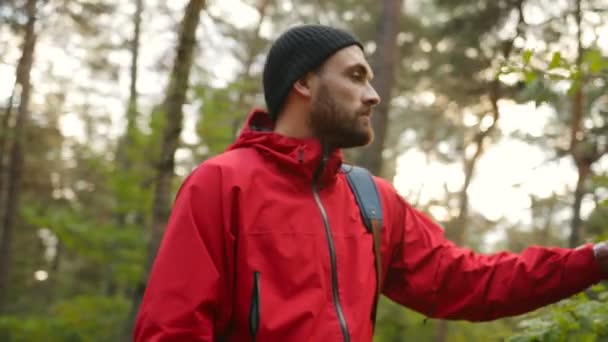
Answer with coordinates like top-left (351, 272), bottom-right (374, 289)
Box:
top-left (134, 164), bottom-right (234, 341)
top-left (382, 195), bottom-right (605, 322)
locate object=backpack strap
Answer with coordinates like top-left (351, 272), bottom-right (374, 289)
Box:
top-left (341, 164), bottom-right (383, 329)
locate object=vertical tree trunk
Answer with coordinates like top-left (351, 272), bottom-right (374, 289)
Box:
top-left (118, 0), bottom-right (143, 167)
top-left (0, 89), bottom-right (17, 226)
top-left (0, 0), bottom-right (38, 312)
top-left (569, 163), bottom-right (588, 247)
top-left (436, 24), bottom-right (525, 342)
top-left (538, 196), bottom-right (557, 243)
top-left (232, 0), bottom-right (270, 138)
top-left (451, 81), bottom-right (501, 244)
top-left (127, 0), bottom-right (143, 134)
top-left (148, 0), bottom-right (206, 281)
top-left (107, 0), bottom-right (145, 297)
top-left (0, 90), bottom-right (17, 190)
top-left (435, 78), bottom-right (502, 342)
top-left (434, 3), bottom-right (525, 337)
top-left (125, 0), bottom-right (206, 335)
top-left (356, 0), bottom-right (402, 176)
top-left (568, 0), bottom-right (586, 248)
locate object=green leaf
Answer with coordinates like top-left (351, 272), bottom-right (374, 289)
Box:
top-left (567, 78), bottom-right (583, 97)
top-left (591, 284), bottom-right (606, 293)
top-left (584, 49), bottom-right (604, 74)
top-left (549, 52), bottom-right (562, 69)
top-left (523, 50), bottom-right (534, 65)
top-left (524, 70), bottom-right (538, 84)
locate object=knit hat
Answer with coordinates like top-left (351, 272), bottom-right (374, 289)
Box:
top-left (262, 24), bottom-right (363, 121)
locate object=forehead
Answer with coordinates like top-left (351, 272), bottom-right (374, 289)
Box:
top-left (322, 45), bottom-right (373, 73)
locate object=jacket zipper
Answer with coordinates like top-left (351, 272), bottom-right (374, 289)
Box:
top-left (249, 271), bottom-right (261, 342)
top-left (313, 181), bottom-right (351, 342)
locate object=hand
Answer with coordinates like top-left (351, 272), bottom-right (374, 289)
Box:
top-left (593, 241), bottom-right (608, 276)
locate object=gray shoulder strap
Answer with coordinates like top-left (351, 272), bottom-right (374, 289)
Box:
top-left (341, 164), bottom-right (383, 232)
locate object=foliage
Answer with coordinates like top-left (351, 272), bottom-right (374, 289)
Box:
top-left (374, 297), bottom-right (516, 341)
top-left (0, 295), bottom-right (129, 342)
top-left (506, 48), bottom-right (608, 107)
top-left (194, 82), bottom-right (245, 159)
top-left (509, 286), bottom-right (608, 341)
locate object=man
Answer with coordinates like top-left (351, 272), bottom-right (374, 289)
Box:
top-left (134, 24), bottom-right (608, 341)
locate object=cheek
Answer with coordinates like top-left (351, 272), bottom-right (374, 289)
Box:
top-left (330, 79), bottom-right (361, 102)
top-left (343, 87), bottom-right (362, 104)
top-left (336, 94), bottom-right (362, 116)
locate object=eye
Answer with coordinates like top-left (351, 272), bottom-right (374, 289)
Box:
top-left (351, 70), bottom-right (365, 82)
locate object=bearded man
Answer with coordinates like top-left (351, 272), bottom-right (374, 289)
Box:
top-left (134, 24), bottom-right (608, 342)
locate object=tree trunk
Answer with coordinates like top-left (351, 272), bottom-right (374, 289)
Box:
top-left (0, 89), bottom-right (17, 191)
top-left (128, 0), bottom-right (143, 133)
top-left (232, 0), bottom-right (270, 138)
top-left (0, 0), bottom-right (38, 312)
top-left (435, 35), bottom-right (514, 342)
top-left (0, 89), bottom-right (17, 227)
top-left (453, 81), bottom-right (501, 244)
top-left (105, 0), bottom-right (145, 298)
top-left (434, 86), bottom-right (500, 342)
top-left (568, 0), bottom-right (586, 248)
top-left (356, 0), bottom-right (402, 176)
top-left (124, 0), bottom-right (206, 335)
top-left (116, 0), bottom-right (144, 170)
top-left (569, 165), bottom-right (588, 247)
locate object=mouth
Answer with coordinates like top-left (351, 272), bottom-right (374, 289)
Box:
top-left (359, 108), bottom-right (372, 117)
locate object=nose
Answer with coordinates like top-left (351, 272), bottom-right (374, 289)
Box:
top-left (363, 83), bottom-right (381, 106)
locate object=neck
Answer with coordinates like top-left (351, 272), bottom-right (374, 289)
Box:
top-left (273, 108), bottom-right (313, 139)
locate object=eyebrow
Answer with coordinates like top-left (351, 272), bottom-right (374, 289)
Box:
top-left (345, 63), bottom-right (375, 80)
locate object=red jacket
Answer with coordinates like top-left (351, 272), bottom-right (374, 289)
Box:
top-left (134, 109), bottom-right (604, 342)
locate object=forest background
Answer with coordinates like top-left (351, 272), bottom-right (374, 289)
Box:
top-left (1, 0), bottom-right (607, 341)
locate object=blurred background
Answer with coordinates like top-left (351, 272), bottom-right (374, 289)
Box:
top-left (0, 0), bottom-right (607, 341)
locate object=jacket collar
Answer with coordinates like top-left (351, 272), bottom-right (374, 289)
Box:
top-left (228, 109), bottom-right (343, 186)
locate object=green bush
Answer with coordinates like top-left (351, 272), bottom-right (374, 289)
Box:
top-left (508, 285), bottom-right (608, 341)
top-left (0, 295), bottom-right (129, 342)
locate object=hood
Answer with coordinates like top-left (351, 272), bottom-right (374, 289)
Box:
top-left (228, 109), bottom-right (343, 186)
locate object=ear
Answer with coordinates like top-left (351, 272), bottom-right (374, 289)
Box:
top-left (293, 73), bottom-right (313, 98)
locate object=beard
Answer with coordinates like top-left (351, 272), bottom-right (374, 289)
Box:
top-left (309, 84), bottom-right (374, 149)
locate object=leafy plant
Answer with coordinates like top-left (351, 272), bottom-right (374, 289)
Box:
top-left (508, 286), bottom-right (608, 341)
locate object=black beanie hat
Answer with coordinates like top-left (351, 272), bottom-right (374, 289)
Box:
top-left (262, 24), bottom-right (363, 121)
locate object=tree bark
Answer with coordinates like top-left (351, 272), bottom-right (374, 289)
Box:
top-left (434, 80), bottom-right (502, 341)
top-left (116, 0), bottom-right (143, 171)
top-left (453, 80), bottom-right (501, 244)
top-left (0, 89), bottom-right (16, 226)
top-left (107, 0), bottom-right (145, 298)
top-left (125, 0), bottom-right (206, 335)
top-left (569, 164), bottom-right (589, 247)
top-left (232, 0), bottom-right (270, 138)
top-left (568, 0), bottom-right (586, 248)
top-left (356, 0), bottom-right (402, 176)
top-left (0, 89), bottom-right (16, 193)
top-left (435, 1), bottom-right (525, 336)
top-left (0, 0), bottom-right (38, 312)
